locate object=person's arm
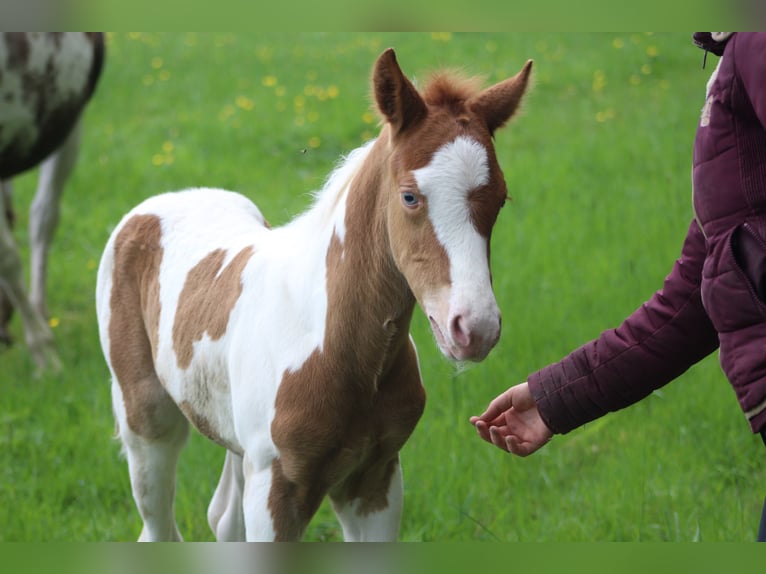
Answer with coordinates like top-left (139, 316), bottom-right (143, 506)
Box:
top-left (472, 219), bottom-right (719, 452)
top-left (529, 219), bottom-right (719, 434)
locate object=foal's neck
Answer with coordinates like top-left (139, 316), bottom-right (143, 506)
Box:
top-left (321, 135), bottom-right (415, 376)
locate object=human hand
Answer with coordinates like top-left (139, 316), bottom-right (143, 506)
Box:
top-left (470, 382), bottom-right (553, 456)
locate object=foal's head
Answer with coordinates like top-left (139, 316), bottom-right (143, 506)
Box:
top-left (373, 49), bottom-right (532, 362)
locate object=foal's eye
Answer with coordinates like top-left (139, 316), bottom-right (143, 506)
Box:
top-left (401, 192), bottom-right (420, 208)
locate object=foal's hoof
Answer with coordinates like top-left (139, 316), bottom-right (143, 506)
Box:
top-left (31, 344), bottom-right (63, 377)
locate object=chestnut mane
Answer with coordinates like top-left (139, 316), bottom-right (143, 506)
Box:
top-left (420, 71), bottom-right (486, 109)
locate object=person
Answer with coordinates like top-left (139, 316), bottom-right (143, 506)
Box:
top-left (470, 32), bottom-right (766, 541)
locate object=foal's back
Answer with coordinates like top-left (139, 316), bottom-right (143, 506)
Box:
top-left (97, 188), bottom-right (271, 446)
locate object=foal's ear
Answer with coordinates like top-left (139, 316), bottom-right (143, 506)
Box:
top-left (469, 60), bottom-right (533, 136)
top-left (373, 48), bottom-right (428, 136)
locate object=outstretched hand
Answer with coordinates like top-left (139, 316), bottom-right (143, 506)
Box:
top-left (470, 382), bottom-right (553, 456)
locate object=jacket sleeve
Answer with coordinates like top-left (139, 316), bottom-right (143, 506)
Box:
top-left (527, 219), bottom-right (720, 435)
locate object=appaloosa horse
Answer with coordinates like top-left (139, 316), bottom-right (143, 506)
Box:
top-left (96, 48), bottom-right (532, 541)
top-left (0, 32), bottom-right (105, 371)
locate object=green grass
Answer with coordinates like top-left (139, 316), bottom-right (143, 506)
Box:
top-left (2, 32), bottom-right (764, 542)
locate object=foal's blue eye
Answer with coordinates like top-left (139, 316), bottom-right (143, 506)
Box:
top-left (401, 192), bottom-right (419, 208)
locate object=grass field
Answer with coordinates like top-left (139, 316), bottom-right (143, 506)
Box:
top-left (2, 32), bottom-right (765, 542)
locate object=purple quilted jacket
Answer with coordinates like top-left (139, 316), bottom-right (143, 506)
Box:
top-left (529, 33), bottom-right (766, 435)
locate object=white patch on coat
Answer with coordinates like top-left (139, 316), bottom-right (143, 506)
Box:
top-left (412, 136), bottom-right (499, 355)
top-left (413, 135), bottom-right (490, 283)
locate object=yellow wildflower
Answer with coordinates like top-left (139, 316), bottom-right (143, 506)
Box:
top-left (592, 70), bottom-right (607, 93)
top-left (595, 108), bottom-right (616, 123)
top-left (236, 95), bottom-right (255, 111)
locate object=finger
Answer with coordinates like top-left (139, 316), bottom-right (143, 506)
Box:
top-left (474, 420), bottom-right (492, 443)
top-left (506, 435), bottom-right (532, 457)
top-left (472, 413), bottom-right (504, 430)
top-left (508, 434), bottom-right (550, 457)
top-left (489, 426), bottom-right (510, 453)
top-left (476, 391), bottom-right (514, 423)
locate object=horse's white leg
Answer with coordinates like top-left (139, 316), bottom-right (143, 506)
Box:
top-left (0, 185), bottom-right (59, 372)
top-left (207, 450), bottom-right (246, 541)
top-left (240, 454), bottom-right (324, 541)
top-left (330, 457), bottom-right (403, 542)
top-left (240, 454), bottom-right (279, 541)
top-left (112, 378), bottom-right (189, 542)
top-left (29, 119), bottom-right (81, 319)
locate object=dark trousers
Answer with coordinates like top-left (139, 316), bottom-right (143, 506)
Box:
top-left (760, 431), bottom-right (766, 542)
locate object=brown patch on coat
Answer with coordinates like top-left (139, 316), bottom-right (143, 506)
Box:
top-left (267, 135), bottom-right (427, 540)
top-left (172, 246), bottom-right (254, 370)
top-left (109, 214), bottom-right (185, 439)
top-left (268, 457), bottom-right (327, 541)
top-left (468, 175), bottom-right (508, 240)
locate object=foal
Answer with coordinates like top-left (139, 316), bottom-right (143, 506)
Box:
top-left (97, 48), bottom-right (532, 541)
top-left (0, 32), bottom-right (105, 370)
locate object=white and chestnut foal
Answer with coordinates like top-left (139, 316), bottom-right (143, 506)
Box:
top-left (0, 32), bottom-right (105, 371)
top-left (96, 48), bottom-right (532, 542)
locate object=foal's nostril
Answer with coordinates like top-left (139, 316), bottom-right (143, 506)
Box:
top-left (450, 314), bottom-right (471, 349)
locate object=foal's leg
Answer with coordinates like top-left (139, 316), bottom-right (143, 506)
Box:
top-left (0, 181), bottom-right (16, 346)
top-left (0, 180), bottom-right (12, 228)
top-left (240, 454), bottom-right (281, 541)
top-left (330, 457), bottom-right (403, 542)
top-left (207, 450), bottom-right (246, 541)
top-left (241, 455), bottom-right (325, 541)
top-left (29, 120), bottom-right (81, 319)
top-left (0, 183), bottom-right (59, 372)
top-left (111, 377), bottom-right (190, 541)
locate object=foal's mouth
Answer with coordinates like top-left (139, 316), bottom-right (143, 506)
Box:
top-left (428, 315), bottom-right (457, 360)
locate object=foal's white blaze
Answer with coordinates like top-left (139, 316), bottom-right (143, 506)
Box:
top-left (413, 136), bottom-right (500, 361)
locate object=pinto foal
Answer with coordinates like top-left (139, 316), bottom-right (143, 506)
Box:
top-left (0, 32), bottom-right (105, 371)
top-left (97, 49), bottom-right (532, 541)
